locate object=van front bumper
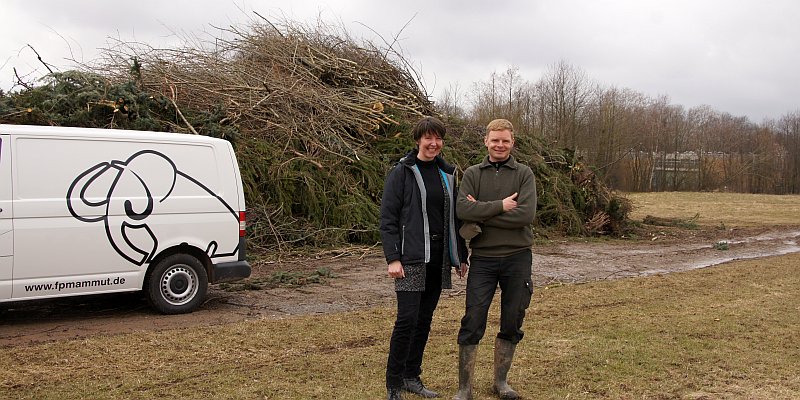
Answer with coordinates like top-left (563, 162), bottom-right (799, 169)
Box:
top-left (210, 260), bottom-right (251, 283)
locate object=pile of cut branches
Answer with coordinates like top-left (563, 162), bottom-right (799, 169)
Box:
top-left (92, 18), bottom-right (437, 253)
top-left (0, 17), bottom-right (630, 254)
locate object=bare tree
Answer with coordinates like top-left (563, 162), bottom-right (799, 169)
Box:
top-left (469, 71), bottom-right (502, 123)
top-left (466, 66), bottom-right (539, 134)
top-left (687, 105), bottom-right (719, 191)
top-left (437, 82), bottom-right (467, 121)
top-left (776, 111), bottom-right (800, 193)
top-left (536, 60), bottom-right (595, 150)
top-left (584, 86), bottom-right (645, 188)
top-left (501, 66), bottom-right (520, 116)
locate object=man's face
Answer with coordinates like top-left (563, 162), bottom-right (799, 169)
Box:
top-left (484, 129), bottom-right (514, 162)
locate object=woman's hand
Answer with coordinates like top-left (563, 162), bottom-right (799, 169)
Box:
top-left (457, 262), bottom-right (468, 278)
top-left (387, 260), bottom-right (405, 279)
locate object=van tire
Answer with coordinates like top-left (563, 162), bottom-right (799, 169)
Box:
top-left (145, 254), bottom-right (208, 314)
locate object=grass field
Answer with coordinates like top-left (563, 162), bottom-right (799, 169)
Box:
top-left (2, 192), bottom-right (800, 399)
top-left (626, 192), bottom-right (800, 227)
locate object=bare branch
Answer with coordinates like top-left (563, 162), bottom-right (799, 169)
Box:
top-left (12, 67), bottom-right (32, 90)
top-left (167, 83), bottom-right (199, 135)
top-left (26, 44), bottom-right (54, 74)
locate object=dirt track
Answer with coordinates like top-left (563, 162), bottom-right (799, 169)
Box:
top-left (2, 225), bottom-right (799, 347)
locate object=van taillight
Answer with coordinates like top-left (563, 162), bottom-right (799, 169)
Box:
top-left (239, 211), bottom-right (246, 237)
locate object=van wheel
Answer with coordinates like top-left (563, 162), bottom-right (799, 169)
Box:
top-left (145, 254), bottom-right (208, 314)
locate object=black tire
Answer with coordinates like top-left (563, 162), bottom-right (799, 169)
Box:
top-left (145, 254), bottom-right (208, 314)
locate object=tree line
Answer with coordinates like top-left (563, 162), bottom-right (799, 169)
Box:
top-left (438, 61), bottom-right (800, 194)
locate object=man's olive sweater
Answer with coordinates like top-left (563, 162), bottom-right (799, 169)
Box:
top-left (456, 155), bottom-right (537, 257)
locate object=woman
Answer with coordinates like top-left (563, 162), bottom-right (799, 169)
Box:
top-left (379, 116), bottom-right (468, 400)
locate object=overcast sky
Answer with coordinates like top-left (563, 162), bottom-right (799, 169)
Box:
top-left (1, 0), bottom-right (797, 122)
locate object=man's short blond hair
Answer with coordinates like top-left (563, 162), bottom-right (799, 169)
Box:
top-left (486, 119), bottom-right (514, 135)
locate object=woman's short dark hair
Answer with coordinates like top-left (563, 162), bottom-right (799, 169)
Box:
top-left (412, 116), bottom-right (446, 141)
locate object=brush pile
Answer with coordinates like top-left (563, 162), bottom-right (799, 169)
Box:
top-left (98, 18), bottom-right (437, 253)
top-left (0, 17), bottom-right (630, 254)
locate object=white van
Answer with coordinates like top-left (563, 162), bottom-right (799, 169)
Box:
top-left (0, 124), bottom-right (251, 314)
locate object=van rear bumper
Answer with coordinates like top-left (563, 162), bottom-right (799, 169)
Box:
top-left (210, 260), bottom-right (252, 283)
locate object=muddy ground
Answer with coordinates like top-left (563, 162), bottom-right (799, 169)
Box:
top-left (2, 225), bottom-right (799, 347)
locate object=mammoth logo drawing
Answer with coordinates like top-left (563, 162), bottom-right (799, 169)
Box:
top-left (67, 150), bottom-right (240, 266)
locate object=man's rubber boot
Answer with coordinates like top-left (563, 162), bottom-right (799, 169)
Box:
top-left (492, 338), bottom-right (519, 399)
top-left (453, 344), bottom-right (477, 400)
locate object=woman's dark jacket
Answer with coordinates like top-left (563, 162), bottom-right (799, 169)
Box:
top-left (380, 151), bottom-right (468, 290)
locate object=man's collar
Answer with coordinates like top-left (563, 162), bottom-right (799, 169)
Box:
top-left (479, 155), bottom-right (516, 169)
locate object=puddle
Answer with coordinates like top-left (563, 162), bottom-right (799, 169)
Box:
top-left (726, 230), bottom-right (800, 244)
top-left (533, 227), bottom-right (800, 285)
top-left (639, 240), bottom-right (800, 276)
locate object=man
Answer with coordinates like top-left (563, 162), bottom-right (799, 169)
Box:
top-left (454, 119), bottom-right (537, 400)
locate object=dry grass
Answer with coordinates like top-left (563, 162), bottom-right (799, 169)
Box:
top-left (2, 254), bottom-right (799, 399)
top-left (3, 192), bottom-right (800, 399)
top-left (627, 192), bottom-right (800, 227)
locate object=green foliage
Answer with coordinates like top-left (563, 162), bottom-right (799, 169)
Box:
top-left (219, 268), bottom-right (335, 291)
top-left (0, 70), bottom-right (175, 130)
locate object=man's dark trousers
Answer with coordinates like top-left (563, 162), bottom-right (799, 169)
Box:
top-left (457, 249), bottom-right (532, 345)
